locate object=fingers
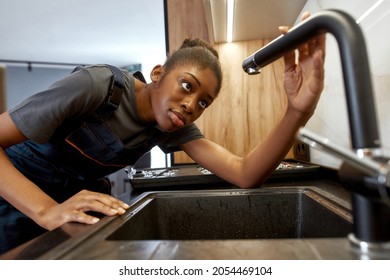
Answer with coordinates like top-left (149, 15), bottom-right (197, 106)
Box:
top-left (38, 190), bottom-right (131, 230)
top-left (278, 25), bottom-right (289, 35)
top-left (76, 190), bottom-right (129, 215)
top-left (301, 11), bottom-right (311, 21)
top-left (69, 210), bottom-right (101, 225)
top-left (62, 190), bottom-right (130, 225)
top-left (278, 26), bottom-right (296, 71)
top-left (283, 50), bottom-right (297, 72)
top-left (309, 49), bottom-right (325, 93)
top-left (278, 10), bottom-right (326, 116)
top-left (315, 33), bottom-right (326, 59)
top-left (279, 12), bottom-right (311, 59)
top-left (297, 13), bottom-right (311, 56)
top-left (297, 11), bottom-right (326, 60)
top-left (279, 11), bottom-right (326, 68)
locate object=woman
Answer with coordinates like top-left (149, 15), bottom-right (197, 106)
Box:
top-left (0, 17), bottom-right (325, 253)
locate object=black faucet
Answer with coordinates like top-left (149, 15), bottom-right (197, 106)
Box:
top-left (243, 9), bottom-right (390, 254)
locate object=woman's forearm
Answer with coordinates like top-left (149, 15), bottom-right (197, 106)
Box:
top-left (238, 107), bottom-right (312, 188)
top-left (184, 107), bottom-right (312, 189)
top-left (0, 148), bottom-right (58, 229)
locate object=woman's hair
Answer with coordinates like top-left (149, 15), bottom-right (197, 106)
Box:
top-left (163, 38), bottom-right (222, 95)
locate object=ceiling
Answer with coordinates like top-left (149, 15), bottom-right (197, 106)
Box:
top-left (204, 0), bottom-right (307, 43)
top-left (0, 0), bottom-right (307, 69)
top-left (0, 0), bottom-right (167, 70)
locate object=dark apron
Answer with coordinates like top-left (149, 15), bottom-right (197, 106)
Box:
top-left (0, 66), bottom-right (167, 254)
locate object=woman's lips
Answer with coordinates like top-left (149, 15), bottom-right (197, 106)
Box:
top-left (169, 111), bottom-right (186, 127)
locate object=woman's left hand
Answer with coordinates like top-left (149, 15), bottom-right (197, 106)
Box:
top-left (279, 12), bottom-right (326, 118)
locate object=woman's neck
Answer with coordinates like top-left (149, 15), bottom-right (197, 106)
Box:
top-left (134, 79), bottom-right (155, 123)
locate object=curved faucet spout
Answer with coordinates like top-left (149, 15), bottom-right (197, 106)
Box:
top-left (242, 9), bottom-right (380, 150)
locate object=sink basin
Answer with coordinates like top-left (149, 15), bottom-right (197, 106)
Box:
top-left (1, 185), bottom-right (356, 260)
top-left (107, 187), bottom-right (353, 241)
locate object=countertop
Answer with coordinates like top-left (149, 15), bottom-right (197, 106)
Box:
top-left (1, 164), bottom-right (389, 260)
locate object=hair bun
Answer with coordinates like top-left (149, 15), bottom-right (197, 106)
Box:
top-left (180, 38), bottom-right (219, 59)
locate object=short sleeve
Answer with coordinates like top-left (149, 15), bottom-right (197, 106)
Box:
top-left (9, 66), bottom-right (111, 143)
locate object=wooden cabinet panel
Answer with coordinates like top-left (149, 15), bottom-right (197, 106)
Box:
top-left (199, 40), bottom-right (286, 156)
top-left (166, 0), bottom-right (210, 52)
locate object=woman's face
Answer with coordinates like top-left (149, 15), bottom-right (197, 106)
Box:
top-left (151, 65), bottom-right (218, 132)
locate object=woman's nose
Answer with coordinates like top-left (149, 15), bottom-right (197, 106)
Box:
top-left (181, 96), bottom-right (196, 114)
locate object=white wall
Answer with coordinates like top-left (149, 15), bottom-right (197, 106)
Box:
top-left (6, 65), bottom-right (74, 109)
top-left (297, 0), bottom-right (390, 168)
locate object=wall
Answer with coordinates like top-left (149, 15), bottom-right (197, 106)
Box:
top-left (298, 0), bottom-right (390, 168)
top-left (0, 65), bottom-right (5, 113)
top-left (5, 65), bottom-right (73, 109)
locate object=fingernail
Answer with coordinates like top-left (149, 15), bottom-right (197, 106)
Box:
top-left (118, 207), bottom-right (126, 214)
top-left (123, 203), bottom-right (130, 208)
top-left (92, 217), bottom-right (100, 223)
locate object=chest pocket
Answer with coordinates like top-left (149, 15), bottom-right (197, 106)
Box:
top-left (65, 114), bottom-right (126, 167)
top-left (65, 114), bottom-right (167, 167)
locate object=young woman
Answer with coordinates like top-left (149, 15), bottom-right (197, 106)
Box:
top-left (0, 19), bottom-right (325, 253)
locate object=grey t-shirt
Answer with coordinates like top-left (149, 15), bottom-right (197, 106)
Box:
top-left (9, 65), bottom-right (204, 153)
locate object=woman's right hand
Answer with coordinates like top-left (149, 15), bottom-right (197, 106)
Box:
top-left (38, 189), bottom-right (130, 230)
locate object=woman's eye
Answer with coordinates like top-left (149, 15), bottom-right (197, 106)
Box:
top-left (199, 100), bottom-right (208, 109)
top-left (181, 82), bottom-right (192, 92)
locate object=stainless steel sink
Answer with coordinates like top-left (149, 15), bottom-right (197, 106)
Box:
top-left (107, 186), bottom-right (353, 241)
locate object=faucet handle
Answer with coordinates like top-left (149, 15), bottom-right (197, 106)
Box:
top-left (297, 127), bottom-right (390, 188)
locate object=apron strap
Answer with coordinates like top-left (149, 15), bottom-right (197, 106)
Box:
top-left (105, 64), bottom-right (125, 108)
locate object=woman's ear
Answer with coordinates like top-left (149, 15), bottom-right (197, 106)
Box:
top-left (150, 65), bottom-right (164, 82)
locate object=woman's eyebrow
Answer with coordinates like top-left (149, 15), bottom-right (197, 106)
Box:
top-left (184, 72), bottom-right (201, 86)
